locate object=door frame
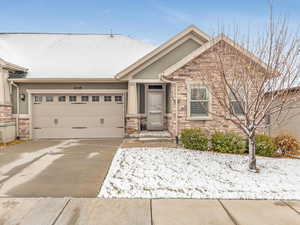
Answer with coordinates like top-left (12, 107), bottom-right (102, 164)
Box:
top-left (145, 84), bottom-right (166, 130)
top-left (27, 89), bottom-right (127, 139)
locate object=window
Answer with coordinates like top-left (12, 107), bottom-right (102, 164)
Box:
top-left (148, 85), bottom-right (163, 89)
top-left (58, 96), bottom-right (66, 102)
top-left (69, 96), bottom-right (77, 102)
top-left (46, 96), bottom-right (54, 102)
top-left (104, 96), bottom-right (112, 102)
top-left (34, 96), bottom-right (43, 103)
top-left (92, 96), bottom-right (100, 102)
top-left (188, 84), bottom-right (209, 118)
top-left (229, 88), bottom-right (245, 116)
top-left (115, 96), bottom-right (122, 102)
top-left (81, 96), bottom-right (89, 102)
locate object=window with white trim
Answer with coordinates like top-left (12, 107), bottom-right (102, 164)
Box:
top-left (34, 96), bottom-right (43, 103)
top-left (81, 96), bottom-right (89, 102)
top-left (104, 96), bottom-right (112, 102)
top-left (229, 88), bottom-right (245, 116)
top-left (92, 96), bottom-right (100, 102)
top-left (188, 84), bottom-right (209, 118)
top-left (45, 96), bottom-right (54, 102)
top-left (69, 96), bottom-right (77, 102)
top-left (115, 95), bottom-right (122, 102)
top-left (58, 96), bottom-right (66, 102)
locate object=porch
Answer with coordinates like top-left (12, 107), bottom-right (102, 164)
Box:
top-left (126, 81), bottom-right (172, 136)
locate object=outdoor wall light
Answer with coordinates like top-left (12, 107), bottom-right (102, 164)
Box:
top-left (20, 93), bottom-right (26, 101)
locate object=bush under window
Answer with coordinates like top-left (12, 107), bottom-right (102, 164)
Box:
top-left (211, 132), bottom-right (246, 154)
top-left (181, 129), bottom-right (209, 151)
top-left (255, 134), bottom-right (276, 157)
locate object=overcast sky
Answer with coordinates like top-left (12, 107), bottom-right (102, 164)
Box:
top-left (1, 0), bottom-right (299, 45)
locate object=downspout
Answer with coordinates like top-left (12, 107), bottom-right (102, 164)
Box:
top-left (160, 73), bottom-right (179, 144)
top-left (10, 81), bottom-right (20, 138)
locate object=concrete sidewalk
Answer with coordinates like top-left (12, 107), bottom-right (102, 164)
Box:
top-left (0, 198), bottom-right (299, 225)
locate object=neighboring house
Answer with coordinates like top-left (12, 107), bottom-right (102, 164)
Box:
top-left (265, 87), bottom-right (300, 140)
top-left (0, 25), bottom-right (268, 141)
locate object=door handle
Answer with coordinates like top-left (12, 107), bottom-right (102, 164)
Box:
top-left (72, 127), bottom-right (87, 129)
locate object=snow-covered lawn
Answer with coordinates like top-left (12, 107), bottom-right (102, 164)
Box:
top-left (99, 147), bottom-right (300, 199)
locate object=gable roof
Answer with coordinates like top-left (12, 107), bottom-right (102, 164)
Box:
top-left (115, 25), bottom-right (210, 80)
top-left (161, 34), bottom-right (269, 77)
top-left (0, 57), bottom-right (28, 72)
top-left (0, 33), bottom-right (155, 78)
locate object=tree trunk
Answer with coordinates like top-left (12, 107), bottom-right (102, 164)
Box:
top-left (248, 133), bottom-right (257, 171)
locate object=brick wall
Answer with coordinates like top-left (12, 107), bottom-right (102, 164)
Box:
top-left (125, 116), bottom-right (140, 135)
top-left (0, 105), bottom-right (13, 123)
top-left (18, 117), bottom-right (30, 139)
top-left (167, 41), bottom-right (263, 137)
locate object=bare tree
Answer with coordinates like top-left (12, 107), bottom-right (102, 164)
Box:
top-left (200, 5), bottom-right (300, 171)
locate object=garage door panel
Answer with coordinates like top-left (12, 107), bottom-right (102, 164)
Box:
top-left (34, 127), bottom-right (124, 139)
top-left (33, 115), bottom-right (123, 128)
top-left (32, 104), bottom-right (123, 116)
top-left (32, 94), bottom-right (124, 139)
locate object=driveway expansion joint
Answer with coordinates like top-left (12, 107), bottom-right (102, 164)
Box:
top-left (51, 198), bottom-right (71, 225)
top-left (281, 200), bottom-right (300, 215)
top-left (218, 200), bottom-right (239, 225)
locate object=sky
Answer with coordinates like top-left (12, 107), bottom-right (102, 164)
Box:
top-left (0, 0), bottom-right (299, 45)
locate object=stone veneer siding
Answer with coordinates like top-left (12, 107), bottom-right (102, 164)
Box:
top-left (0, 105), bottom-right (13, 123)
top-left (18, 117), bottom-right (30, 139)
top-left (167, 41), bottom-right (263, 137)
top-left (125, 116), bottom-right (140, 135)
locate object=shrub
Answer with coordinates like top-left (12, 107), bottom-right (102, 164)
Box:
top-left (274, 133), bottom-right (299, 156)
top-left (181, 129), bottom-right (209, 151)
top-left (211, 132), bottom-right (246, 154)
top-left (255, 134), bottom-right (276, 157)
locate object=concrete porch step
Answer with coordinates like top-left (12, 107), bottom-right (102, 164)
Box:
top-left (138, 137), bottom-right (173, 142)
top-left (128, 131), bottom-right (172, 139)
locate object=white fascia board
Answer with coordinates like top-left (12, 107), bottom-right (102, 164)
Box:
top-left (9, 78), bottom-right (124, 83)
top-left (26, 89), bottom-right (128, 94)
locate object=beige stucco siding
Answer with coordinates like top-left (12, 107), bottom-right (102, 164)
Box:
top-left (133, 39), bottom-right (201, 79)
top-left (268, 95), bottom-right (300, 140)
top-left (12, 82), bottom-right (128, 114)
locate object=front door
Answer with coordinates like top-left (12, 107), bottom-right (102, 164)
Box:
top-left (147, 90), bottom-right (164, 130)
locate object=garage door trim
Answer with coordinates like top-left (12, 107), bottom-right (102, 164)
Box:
top-left (27, 89), bottom-right (128, 139)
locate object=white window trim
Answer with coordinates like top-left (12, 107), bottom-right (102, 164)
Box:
top-left (186, 82), bottom-right (212, 120)
top-left (228, 87), bottom-right (246, 118)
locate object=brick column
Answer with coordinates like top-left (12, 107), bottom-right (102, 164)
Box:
top-left (0, 67), bottom-right (16, 142)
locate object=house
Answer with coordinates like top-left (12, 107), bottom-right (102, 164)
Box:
top-left (0, 25), bottom-right (268, 141)
top-left (265, 86), bottom-right (300, 140)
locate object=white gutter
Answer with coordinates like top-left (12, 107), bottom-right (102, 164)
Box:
top-left (159, 73), bottom-right (179, 140)
top-left (8, 77), bottom-right (125, 83)
top-left (10, 81), bottom-right (20, 137)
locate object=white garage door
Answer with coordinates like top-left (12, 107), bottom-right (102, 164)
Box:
top-left (32, 94), bottom-right (124, 139)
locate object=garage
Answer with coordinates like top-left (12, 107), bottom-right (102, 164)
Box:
top-left (31, 93), bottom-right (125, 139)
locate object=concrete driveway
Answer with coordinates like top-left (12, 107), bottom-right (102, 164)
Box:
top-left (0, 139), bottom-right (122, 197)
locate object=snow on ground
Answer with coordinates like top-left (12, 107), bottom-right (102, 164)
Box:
top-left (99, 148), bottom-right (300, 200)
top-left (128, 131), bottom-right (171, 138)
top-left (87, 152), bottom-right (100, 159)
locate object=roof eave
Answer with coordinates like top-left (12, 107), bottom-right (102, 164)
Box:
top-left (8, 77), bottom-right (125, 83)
top-left (161, 34), bottom-right (271, 78)
top-left (0, 58), bottom-right (28, 73)
top-left (115, 25), bottom-right (211, 80)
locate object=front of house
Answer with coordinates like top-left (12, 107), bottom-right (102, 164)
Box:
top-left (0, 25), bottom-right (265, 141)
